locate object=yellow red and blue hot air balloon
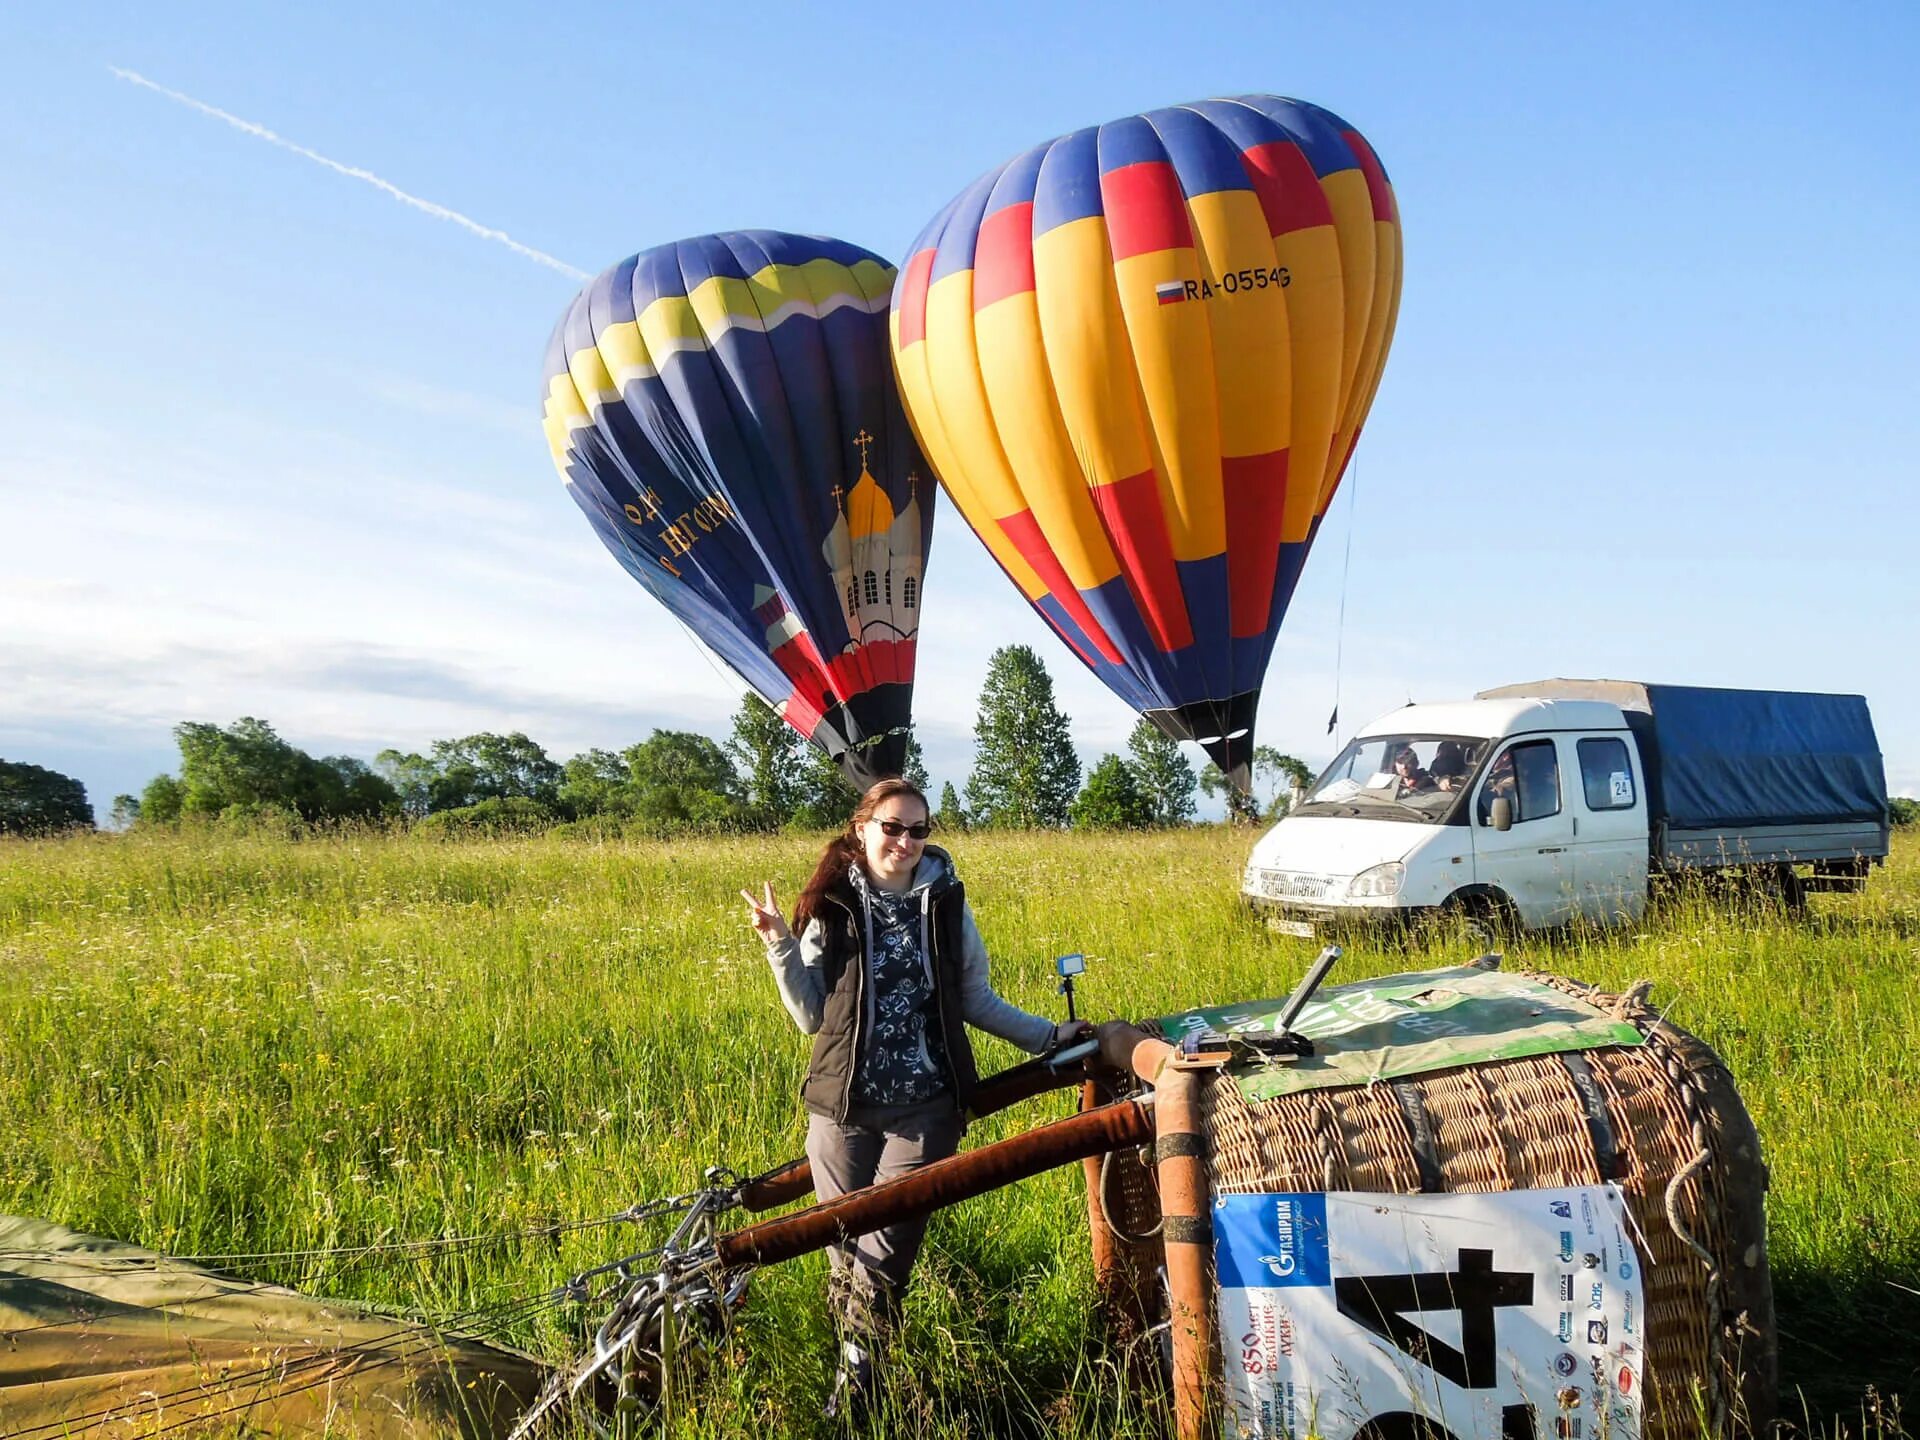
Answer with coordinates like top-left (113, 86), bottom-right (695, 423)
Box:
top-left (543, 232), bottom-right (932, 788)
top-left (890, 95), bottom-right (1400, 787)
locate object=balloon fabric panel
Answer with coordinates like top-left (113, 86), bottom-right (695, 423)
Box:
top-left (891, 96), bottom-right (1400, 785)
top-left (543, 232), bottom-right (933, 786)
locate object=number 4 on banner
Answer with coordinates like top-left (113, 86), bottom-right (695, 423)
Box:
top-left (1335, 1247), bottom-right (1541, 1439)
top-left (1352, 1409), bottom-right (1538, 1440)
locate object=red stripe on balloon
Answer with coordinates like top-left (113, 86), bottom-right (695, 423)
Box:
top-left (895, 249), bottom-right (936, 348)
top-left (1099, 161), bottom-right (1193, 261)
top-left (780, 686), bottom-right (825, 740)
top-left (1238, 141), bottom-right (1334, 236)
top-left (1221, 448), bottom-right (1291, 638)
top-left (862, 638), bottom-right (901, 686)
top-left (774, 634), bottom-right (839, 708)
top-left (996, 509), bottom-right (1127, 664)
top-left (971, 202), bottom-right (1037, 310)
top-left (1088, 468), bottom-right (1193, 653)
top-left (1343, 131), bottom-right (1396, 223)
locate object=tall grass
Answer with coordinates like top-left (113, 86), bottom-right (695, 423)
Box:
top-left (0, 827), bottom-right (1913, 1436)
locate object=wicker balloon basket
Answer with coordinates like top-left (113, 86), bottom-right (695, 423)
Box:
top-left (1085, 973), bottom-right (1776, 1440)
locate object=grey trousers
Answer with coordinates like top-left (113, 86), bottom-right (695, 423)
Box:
top-left (805, 1095), bottom-right (963, 1335)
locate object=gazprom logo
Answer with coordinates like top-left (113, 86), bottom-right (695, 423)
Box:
top-left (1216, 1193), bottom-right (1330, 1290)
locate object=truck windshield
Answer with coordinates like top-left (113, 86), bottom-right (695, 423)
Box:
top-left (1295, 735), bottom-right (1488, 824)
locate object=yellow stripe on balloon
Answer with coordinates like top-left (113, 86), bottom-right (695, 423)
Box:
top-left (921, 270), bottom-right (1059, 599)
top-left (1112, 248), bottom-right (1225, 563)
top-left (593, 320), bottom-right (653, 390)
top-left (976, 289), bottom-right (1124, 590)
top-left (891, 312), bottom-right (1048, 600)
top-left (1184, 190), bottom-right (1290, 463)
top-left (1271, 223), bottom-right (1345, 545)
top-left (542, 373), bottom-right (589, 468)
top-left (636, 294), bottom-right (710, 371)
top-left (566, 341), bottom-right (619, 415)
top-left (1322, 213), bottom-right (1401, 516)
top-left (1032, 217), bottom-right (1157, 492)
top-left (1318, 170), bottom-right (1377, 427)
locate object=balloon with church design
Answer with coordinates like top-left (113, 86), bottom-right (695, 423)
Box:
top-left (890, 96), bottom-right (1400, 789)
top-left (542, 231), bottom-right (932, 788)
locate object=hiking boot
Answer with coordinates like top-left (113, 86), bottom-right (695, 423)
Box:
top-left (822, 1339), bottom-right (874, 1424)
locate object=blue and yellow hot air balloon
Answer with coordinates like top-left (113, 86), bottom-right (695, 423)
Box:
top-left (890, 96), bottom-right (1400, 787)
top-left (543, 232), bottom-right (933, 788)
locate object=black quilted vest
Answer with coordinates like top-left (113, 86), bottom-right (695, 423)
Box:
top-left (799, 862), bottom-right (980, 1122)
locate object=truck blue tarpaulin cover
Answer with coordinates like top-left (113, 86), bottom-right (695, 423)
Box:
top-left (1480, 680), bottom-right (1887, 832)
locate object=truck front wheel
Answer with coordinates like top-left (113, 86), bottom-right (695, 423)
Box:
top-left (1442, 893), bottom-right (1517, 951)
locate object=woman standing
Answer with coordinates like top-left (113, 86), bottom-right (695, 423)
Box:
top-left (741, 778), bottom-right (1089, 1418)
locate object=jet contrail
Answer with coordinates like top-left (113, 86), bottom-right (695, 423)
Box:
top-left (109, 66), bottom-right (591, 282)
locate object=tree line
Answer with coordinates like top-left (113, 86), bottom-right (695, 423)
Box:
top-left (4, 645), bottom-right (1328, 836)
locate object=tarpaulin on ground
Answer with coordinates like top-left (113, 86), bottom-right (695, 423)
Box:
top-left (0, 1214), bottom-right (547, 1437)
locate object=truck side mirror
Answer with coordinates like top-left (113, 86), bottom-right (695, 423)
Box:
top-left (1491, 795), bottom-right (1514, 832)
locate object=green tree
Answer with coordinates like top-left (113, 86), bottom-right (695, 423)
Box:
top-left (621, 731), bottom-right (744, 828)
top-left (965, 645), bottom-right (1081, 828)
top-left (1254, 746), bottom-right (1314, 818)
top-left (0, 760), bottom-right (92, 834)
top-left (1070, 754), bottom-right (1155, 830)
top-left (375, 750), bottom-right (440, 818)
top-left (902, 730), bottom-right (931, 791)
top-left (173, 718), bottom-right (305, 816)
top-left (1199, 762), bottom-right (1261, 824)
top-left (139, 773), bottom-right (184, 824)
top-left (1891, 795), bottom-right (1919, 827)
top-left (109, 794), bottom-right (141, 830)
top-left (164, 719), bottom-right (396, 822)
top-left (727, 696), bottom-right (806, 829)
top-left (426, 732), bottom-right (561, 812)
top-left (793, 748), bottom-right (857, 829)
top-left (936, 781), bottom-right (968, 832)
top-left (312, 756), bottom-right (400, 821)
top-left (558, 748), bottom-right (633, 819)
top-left (1126, 720), bottom-right (1197, 827)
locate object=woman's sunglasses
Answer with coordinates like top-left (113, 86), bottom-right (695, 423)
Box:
top-left (873, 819), bottom-right (933, 840)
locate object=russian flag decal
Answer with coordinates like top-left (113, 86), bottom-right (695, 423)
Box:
top-left (1155, 279), bottom-right (1188, 305)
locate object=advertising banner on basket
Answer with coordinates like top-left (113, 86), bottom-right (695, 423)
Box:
top-left (1216, 1185), bottom-right (1644, 1440)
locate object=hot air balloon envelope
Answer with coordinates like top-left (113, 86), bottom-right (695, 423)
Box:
top-left (890, 97), bottom-right (1401, 787)
top-left (544, 232), bottom-right (934, 788)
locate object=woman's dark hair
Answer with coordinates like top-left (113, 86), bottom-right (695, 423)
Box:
top-left (793, 778), bottom-right (931, 932)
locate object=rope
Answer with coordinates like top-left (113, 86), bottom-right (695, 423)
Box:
top-left (1327, 454), bottom-right (1360, 737)
top-left (1097, 1149), bottom-right (1162, 1244)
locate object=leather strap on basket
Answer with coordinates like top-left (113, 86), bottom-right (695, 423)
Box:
top-left (1558, 1051), bottom-right (1625, 1181)
top-left (1388, 1080), bottom-right (1445, 1193)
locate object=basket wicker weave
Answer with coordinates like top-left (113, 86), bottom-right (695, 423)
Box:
top-left (1089, 973), bottom-right (1775, 1439)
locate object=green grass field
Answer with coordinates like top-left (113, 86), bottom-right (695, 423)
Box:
top-left (1, 826), bottom-right (1915, 1437)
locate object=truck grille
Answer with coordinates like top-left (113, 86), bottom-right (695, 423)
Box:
top-left (1247, 868), bottom-right (1339, 902)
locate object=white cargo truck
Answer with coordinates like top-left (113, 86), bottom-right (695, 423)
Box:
top-left (1242, 679), bottom-right (1890, 937)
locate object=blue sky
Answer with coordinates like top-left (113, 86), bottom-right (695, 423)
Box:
top-left (2, 1), bottom-right (1915, 816)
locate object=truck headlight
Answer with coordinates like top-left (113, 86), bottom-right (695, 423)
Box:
top-left (1347, 862), bottom-right (1405, 899)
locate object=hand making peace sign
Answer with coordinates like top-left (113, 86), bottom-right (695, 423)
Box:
top-left (740, 881), bottom-right (792, 943)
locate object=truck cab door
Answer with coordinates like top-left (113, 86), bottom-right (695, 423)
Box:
top-left (1470, 736), bottom-right (1578, 928)
top-left (1569, 733), bottom-right (1649, 925)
